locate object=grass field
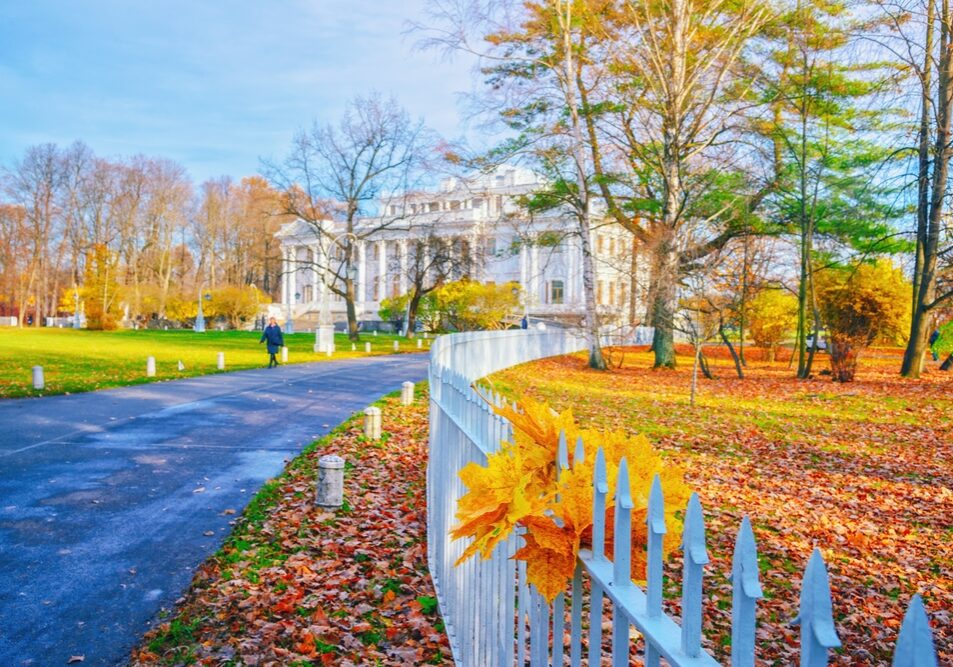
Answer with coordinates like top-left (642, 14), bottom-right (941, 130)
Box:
top-left (489, 346), bottom-right (952, 664)
top-left (0, 328), bottom-right (428, 398)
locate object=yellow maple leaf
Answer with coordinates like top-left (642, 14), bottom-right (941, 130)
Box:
top-left (514, 516), bottom-right (578, 603)
top-left (453, 394), bottom-right (692, 603)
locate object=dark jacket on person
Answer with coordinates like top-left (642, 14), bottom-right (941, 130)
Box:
top-left (260, 324), bottom-right (284, 354)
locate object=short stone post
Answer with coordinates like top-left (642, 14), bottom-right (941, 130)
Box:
top-left (315, 455), bottom-right (345, 508)
top-left (351, 343), bottom-right (356, 351)
top-left (326, 344), bottom-right (334, 357)
top-left (401, 381), bottom-right (414, 406)
top-left (217, 352), bottom-right (225, 370)
top-left (416, 338), bottom-right (422, 349)
top-left (363, 406), bottom-right (382, 440)
top-left (32, 366), bottom-right (44, 390)
top-left (373, 330), bottom-right (378, 337)
top-left (393, 340), bottom-right (399, 352)
top-left (365, 342), bottom-right (371, 353)
top-left (281, 346), bottom-right (288, 363)
top-left (146, 356), bottom-right (156, 377)
top-left (177, 360), bottom-right (185, 371)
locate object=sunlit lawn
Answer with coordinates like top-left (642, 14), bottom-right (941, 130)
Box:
top-left (489, 346), bottom-right (952, 664)
top-left (0, 328), bottom-right (428, 398)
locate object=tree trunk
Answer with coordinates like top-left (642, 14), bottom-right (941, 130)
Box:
top-left (406, 290), bottom-right (423, 340)
top-left (903, 0), bottom-right (953, 378)
top-left (650, 233), bottom-right (679, 369)
top-left (940, 353), bottom-right (953, 371)
top-left (557, 1), bottom-right (605, 371)
top-left (739, 232), bottom-right (749, 367)
top-left (720, 322), bottom-right (745, 379)
top-left (912, 0), bottom-right (935, 319)
top-left (699, 349), bottom-right (714, 380)
top-left (345, 277), bottom-right (360, 341)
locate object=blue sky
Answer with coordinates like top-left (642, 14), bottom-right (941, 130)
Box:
top-left (0, 0), bottom-right (477, 182)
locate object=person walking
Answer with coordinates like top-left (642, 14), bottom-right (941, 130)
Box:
top-left (260, 316), bottom-right (284, 368)
top-left (929, 328), bottom-right (941, 362)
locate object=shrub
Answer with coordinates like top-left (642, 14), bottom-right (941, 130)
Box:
top-left (747, 290), bottom-right (798, 362)
top-left (816, 260), bottom-right (909, 382)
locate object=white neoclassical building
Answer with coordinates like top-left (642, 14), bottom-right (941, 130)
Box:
top-left (274, 165), bottom-right (642, 331)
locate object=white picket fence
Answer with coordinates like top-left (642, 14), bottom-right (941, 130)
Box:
top-left (426, 329), bottom-right (940, 666)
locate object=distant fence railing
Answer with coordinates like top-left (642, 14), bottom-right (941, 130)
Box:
top-left (427, 330), bottom-right (939, 666)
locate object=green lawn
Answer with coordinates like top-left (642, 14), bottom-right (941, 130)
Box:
top-left (0, 328), bottom-right (429, 398)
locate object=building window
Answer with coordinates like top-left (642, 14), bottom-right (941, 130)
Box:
top-left (597, 235), bottom-right (605, 253)
top-left (450, 200), bottom-right (461, 210)
top-left (597, 280), bottom-right (604, 305)
top-left (471, 198), bottom-right (483, 210)
top-left (485, 236), bottom-right (497, 257)
top-left (608, 281), bottom-right (616, 306)
top-left (550, 280), bottom-right (564, 305)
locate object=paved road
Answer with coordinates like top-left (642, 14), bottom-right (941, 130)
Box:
top-left (0, 354), bottom-right (429, 666)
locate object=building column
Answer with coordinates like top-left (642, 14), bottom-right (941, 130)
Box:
top-left (530, 244), bottom-right (540, 309)
top-left (310, 245), bottom-right (319, 305)
top-left (281, 246), bottom-right (289, 307)
top-left (398, 240), bottom-right (408, 294)
top-left (378, 239), bottom-right (387, 300)
top-left (470, 232), bottom-right (480, 281)
top-left (519, 239), bottom-right (528, 295)
top-left (566, 237), bottom-right (578, 304)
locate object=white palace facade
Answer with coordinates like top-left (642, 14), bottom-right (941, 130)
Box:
top-left (274, 166), bottom-right (642, 329)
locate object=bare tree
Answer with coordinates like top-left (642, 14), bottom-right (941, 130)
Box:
top-left (2, 143), bottom-right (68, 326)
top-left (264, 93), bottom-right (437, 340)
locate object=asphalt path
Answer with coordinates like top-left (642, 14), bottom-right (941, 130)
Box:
top-left (0, 353), bottom-right (429, 666)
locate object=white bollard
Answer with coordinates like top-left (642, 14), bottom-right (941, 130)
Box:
top-left (281, 346), bottom-right (288, 363)
top-left (351, 343), bottom-right (356, 351)
top-left (177, 360), bottom-right (185, 371)
top-left (217, 352), bottom-right (225, 370)
top-left (315, 455), bottom-right (346, 508)
top-left (146, 356), bottom-right (156, 377)
top-left (373, 330), bottom-right (378, 337)
top-left (365, 342), bottom-right (371, 353)
top-left (393, 340), bottom-right (399, 352)
top-left (363, 406), bottom-right (382, 440)
top-left (417, 338), bottom-right (422, 349)
top-left (401, 381), bottom-right (414, 406)
top-left (32, 366), bottom-right (44, 390)
top-left (326, 345), bottom-right (334, 357)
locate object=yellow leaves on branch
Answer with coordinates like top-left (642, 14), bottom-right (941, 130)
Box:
top-left (451, 395), bottom-right (691, 603)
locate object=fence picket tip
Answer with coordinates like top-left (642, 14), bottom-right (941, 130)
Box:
top-left (557, 430), bottom-right (569, 473)
top-left (615, 458), bottom-right (633, 509)
top-left (647, 474), bottom-right (666, 536)
top-left (733, 516), bottom-right (763, 600)
top-left (574, 435), bottom-right (585, 466)
top-left (683, 493), bottom-right (709, 565)
top-left (594, 447), bottom-right (608, 494)
top-left (792, 548), bottom-right (841, 660)
top-left (892, 593), bottom-right (938, 667)
top-left (731, 515), bottom-right (763, 667)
